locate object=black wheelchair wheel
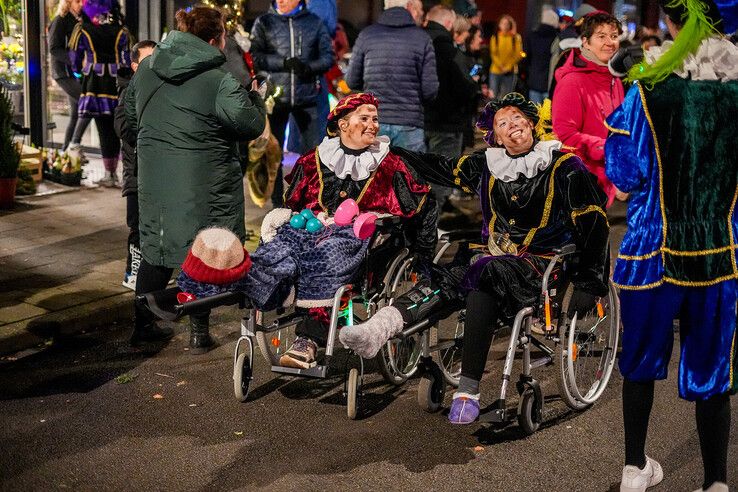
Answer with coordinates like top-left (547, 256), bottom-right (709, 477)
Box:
top-left (347, 368), bottom-right (360, 420)
top-left (233, 352), bottom-right (252, 402)
top-left (517, 388), bottom-right (541, 435)
top-left (417, 372), bottom-right (446, 413)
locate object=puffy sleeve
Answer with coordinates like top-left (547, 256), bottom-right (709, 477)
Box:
top-left (250, 17), bottom-right (285, 73)
top-left (68, 23), bottom-right (85, 74)
top-left (605, 83), bottom-right (650, 193)
top-left (564, 159), bottom-right (610, 296)
top-left (552, 74), bottom-right (605, 162)
top-left (214, 73), bottom-right (267, 141)
top-left (390, 147), bottom-right (487, 194)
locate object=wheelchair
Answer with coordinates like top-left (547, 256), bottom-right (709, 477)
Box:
top-left (399, 232), bottom-right (620, 435)
top-left (138, 216), bottom-right (459, 419)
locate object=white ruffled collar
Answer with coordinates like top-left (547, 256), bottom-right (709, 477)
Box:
top-left (484, 140), bottom-right (562, 182)
top-left (316, 136), bottom-right (391, 181)
top-left (644, 36), bottom-right (738, 82)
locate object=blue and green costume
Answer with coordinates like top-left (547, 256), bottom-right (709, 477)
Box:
top-left (605, 43), bottom-right (738, 400)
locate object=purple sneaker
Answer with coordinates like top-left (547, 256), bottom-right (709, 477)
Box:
top-left (448, 393), bottom-right (480, 424)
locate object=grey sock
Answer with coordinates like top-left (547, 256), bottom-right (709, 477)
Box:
top-left (457, 375), bottom-right (480, 396)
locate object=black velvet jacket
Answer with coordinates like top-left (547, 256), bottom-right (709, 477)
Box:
top-left (395, 145), bottom-right (610, 295)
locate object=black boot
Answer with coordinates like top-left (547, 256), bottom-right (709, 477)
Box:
top-left (189, 313), bottom-right (215, 354)
top-left (130, 321), bottom-right (174, 347)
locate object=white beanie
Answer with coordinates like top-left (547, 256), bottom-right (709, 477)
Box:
top-left (541, 9), bottom-right (559, 28)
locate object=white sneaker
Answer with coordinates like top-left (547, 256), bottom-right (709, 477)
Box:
top-left (694, 482), bottom-right (729, 492)
top-left (122, 273), bottom-right (137, 291)
top-left (620, 456), bottom-right (664, 492)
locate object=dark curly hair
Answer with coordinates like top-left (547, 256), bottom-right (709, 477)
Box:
top-left (577, 11), bottom-right (623, 39)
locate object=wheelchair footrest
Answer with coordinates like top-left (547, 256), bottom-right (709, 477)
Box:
top-left (478, 399), bottom-right (507, 424)
top-left (270, 364), bottom-right (328, 379)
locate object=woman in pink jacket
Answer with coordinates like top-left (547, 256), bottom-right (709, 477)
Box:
top-left (552, 11), bottom-right (624, 206)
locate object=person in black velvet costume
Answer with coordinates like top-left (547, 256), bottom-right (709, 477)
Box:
top-left (339, 92), bottom-right (610, 425)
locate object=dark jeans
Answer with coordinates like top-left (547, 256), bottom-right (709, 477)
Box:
top-left (425, 130), bottom-right (464, 212)
top-left (125, 193), bottom-right (140, 274)
top-left (55, 76), bottom-right (91, 149)
top-left (269, 104), bottom-right (319, 207)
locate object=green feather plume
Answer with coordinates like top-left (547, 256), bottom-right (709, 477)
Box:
top-left (627, 0), bottom-right (720, 87)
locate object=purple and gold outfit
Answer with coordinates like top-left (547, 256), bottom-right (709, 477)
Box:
top-left (69, 20), bottom-right (131, 116)
top-left (605, 38), bottom-right (738, 400)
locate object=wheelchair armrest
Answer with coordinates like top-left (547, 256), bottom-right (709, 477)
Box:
top-left (439, 228), bottom-right (481, 243)
top-left (374, 215), bottom-right (402, 229)
top-left (552, 244), bottom-right (577, 256)
top-left (137, 288), bottom-right (247, 321)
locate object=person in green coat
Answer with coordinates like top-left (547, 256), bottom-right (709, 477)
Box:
top-left (125, 6), bottom-right (266, 351)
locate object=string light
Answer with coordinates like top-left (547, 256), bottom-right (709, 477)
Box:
top-left (199, 0), bottom-right (245, 30)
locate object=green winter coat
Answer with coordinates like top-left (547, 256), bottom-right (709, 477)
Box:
top-left (125, 31), bottom-right (266, 267)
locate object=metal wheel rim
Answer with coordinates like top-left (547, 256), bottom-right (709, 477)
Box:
top-left (564, 281), bottom-right (620, 405)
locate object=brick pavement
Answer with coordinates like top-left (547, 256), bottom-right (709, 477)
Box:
top-left (0, 156), bottom-right (273, 356)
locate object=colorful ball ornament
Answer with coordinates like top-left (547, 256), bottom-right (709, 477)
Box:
top-left (289, 214), bottom-right (307, 229)
top-left (300, 209), bottom-right (315, 221)
top-left (306, 217), bottom-right (324, 233)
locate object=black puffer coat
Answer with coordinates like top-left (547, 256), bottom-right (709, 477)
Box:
top-left (250, 1), bottom-right (334, 108)
top-left (346, 7), bottom-right (438, 129)
top-left (47, 11), bottom-right (90, 80)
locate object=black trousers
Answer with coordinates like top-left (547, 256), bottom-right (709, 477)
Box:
top-left (125, 193), bottom-right (140, 275)
top-left (134, 258), bottom-right (174, 328)
top-left (55, 76), bottom-right (91, 149)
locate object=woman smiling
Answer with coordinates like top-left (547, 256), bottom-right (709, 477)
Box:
top-left (552, 11), bottom-right (625, 206)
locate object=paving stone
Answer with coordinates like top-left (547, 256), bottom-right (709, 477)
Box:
top-left (0, 302), bottom-right (49, 324)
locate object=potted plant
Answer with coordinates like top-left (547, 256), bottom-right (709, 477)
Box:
top-left (0, 84), bottom-right (20, 208)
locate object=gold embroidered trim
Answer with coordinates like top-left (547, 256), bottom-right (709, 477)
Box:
top-left (487, 175), bottom-right (497, 235)
top-left (604, 121), bottom-right (630, 136)
top-left (727, 183), bottom-right (738, 275)
top-left (414, 194), bottom-right (428, 214)
top-left (664, 273), bottom-right (738, 287)
top-left (571, 205), bottom-right (609, 226)
top-left (615, 274), bottom-right (738, 289)
top-left (315, 149), bottom-right (381, 212)
top-left (453, 155), bottom-right (473, 193)
top-left (662, 245), bottom-right (738, 257)
top-left (638, 85), bottom-right (668, 251)
top-left (522, 153), bottom-right (575, 246)
top-left (618, 250), bottom-right (661, 261)
top-left (730, 324), bottom-right (736, 389)
top-left (81, 92), bottom-right (118, 99)
top-left (614, 279), bottom-right (664, 290)
top-left (315, 150), bottom-right (328, 213)
top-left (114, 28), bottom-right (126, 66)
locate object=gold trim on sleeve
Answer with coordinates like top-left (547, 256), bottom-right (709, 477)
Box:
top-left (571, 205), bottom-right (609, 225)
top-left (638, 85), bottom-right (668, 251)
top-left (618, 250), bottom-right (661, 261)
top-left (604, 121), bottom-right (630, 136)
top-left (727, 183), bottom-right (738, 274)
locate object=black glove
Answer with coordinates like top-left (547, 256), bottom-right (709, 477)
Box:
top-left (567, 289), bottom-right (598, 318)
top-left (283, 57), bottom-right (310, 76)
top-left (410, 256), bottom-right (435, 281)
top-left (608, 45), bottom-right (644, 78)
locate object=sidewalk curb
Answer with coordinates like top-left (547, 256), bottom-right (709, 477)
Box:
top-left (0, 293), bottom-right (134, 356)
